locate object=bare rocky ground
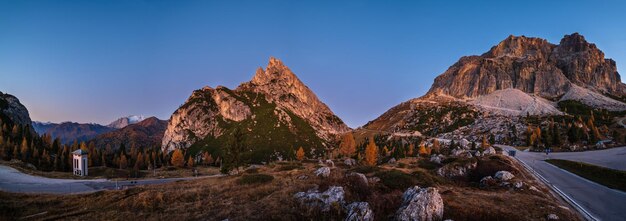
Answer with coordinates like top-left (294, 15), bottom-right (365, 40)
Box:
top-left (0, 152), bottom-right (580, 221)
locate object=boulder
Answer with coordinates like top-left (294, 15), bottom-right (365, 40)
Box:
top-left (459, 139), bottom-right (470, 149)
top-left (315, 166), bottom-right (331, 178)
top-left (529, 186), bottom-right (540, 192)
top-left (294, 186), bottom-right (345, 212)
top-left (368, 177), bottom-right (381, 184)
top-left (479, 176), bottom-right (496, 188)
top-left (388, 158), bottom-right (397, 164)
top-left (344, 158), bottom-right (356, 166)
top-left (474, 151), bottom-right (483, 157)
top-left (345, 202), bottom-right (374, 221)
top-left (436, 160), bottom-right (477, 178)
top-left (547, 214), bottom-right (559, 220)
top-left (430, 155), bottom-right (442, 164)
top-left (483, 146), bottom-right (496, 155)
top-left (347, 172), bottom-right (368, 186)
top-left (395, 186), bottom-right (444, 221)
top-left (494, 171), bottom-right (515, 181)
top-left (514, 181), bottom-right (524, 189)
top-left (325, 159), bottom-right (335, 168)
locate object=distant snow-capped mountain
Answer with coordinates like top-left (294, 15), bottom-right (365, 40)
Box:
top-left (107, 115), bottom-right (147, 129)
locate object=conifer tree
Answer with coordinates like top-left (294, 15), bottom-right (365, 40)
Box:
top-left (365, 138), bottom-right (378, 166)
top-left (187, 156), bottom-right (194, 168)
top-left (338, 133), bottom-right (356, 158)
top-left (171, 149), bottom-right (185, 168)
top-left (296, 146), bottom-right (305, 161)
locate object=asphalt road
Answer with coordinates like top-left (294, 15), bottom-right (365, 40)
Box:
top-left (0, 165), bottom-right (219, 194)
top-left (538, 147), bottom-right (626, 171)
top-left (498, 145), bottom-right (626, 221)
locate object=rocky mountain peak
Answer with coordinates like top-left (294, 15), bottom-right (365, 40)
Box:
top-left (250, 57), bottom-right (298, 87)
top-left (558, 32), bottom-right (595, 53)
top-left (484, 35), bottom-right (553, 59)
top-left (162, 57), bottom-right (350, 154)
top-left (427, 33), bottom-right (625, 100)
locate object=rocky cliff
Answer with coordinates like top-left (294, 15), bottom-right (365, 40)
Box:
top-left (427, 33), bottom-right (625, 99)
top-left (0, 91), bottom-right (32, 127)
top-left (161, 57), bottom-right (350, 162)
top-left (363, 33), bottom-right (626, 140)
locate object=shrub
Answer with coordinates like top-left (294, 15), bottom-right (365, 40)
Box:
top-left (237, 174), bottom-right (274, 185)
top-left (351, 166), bottom-right (378, 174)
top-left (374, 170), bottom-right (417, 190)
top-left (277, 164), bottom-right (304, 171)
top-left (245, 167), bottom-right (259, 174)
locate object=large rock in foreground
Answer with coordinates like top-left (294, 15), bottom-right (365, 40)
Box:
top-left (396, 186), bottom-right (444, 221)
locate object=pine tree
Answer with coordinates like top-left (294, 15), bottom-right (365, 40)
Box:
top-left (383, 146), bottom-right (390, 157)
top-left (171, 149), bottom-right (185, 168)
top-left (338, 133), bottom-right (356, 158)
top-left (296, 147), bottom-right (305, 161)
top-left (119, 154), bottom-right (128, 169)
top-left (187, 156), bottom-right (194, 168)
top-left (222, 128), bottom-right (245, 173)
top-left (135, 152), bottom-right (144, 170)
top-left (202, 152), bottom-right (213, 166)
top-left (407, 143), bottom-right (415, 156)
top-left (432, 139), bottom-right (440, 154)
top-left (479, 136), bottom-right (488, 151)
top-left (365, 138), bottom-right (378, 166)
top-left (418, 143), bottom-right (428, 156)
top-left (20, 137), bottom-right (29, 161)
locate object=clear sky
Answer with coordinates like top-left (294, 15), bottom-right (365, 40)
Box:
top-left (1, 0), bottom-right (625, 127)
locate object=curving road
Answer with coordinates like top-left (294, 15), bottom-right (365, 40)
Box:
top-left (498, 145), bottom-right (626, 221)
top-left (0, 165), bottom-right (220, 194)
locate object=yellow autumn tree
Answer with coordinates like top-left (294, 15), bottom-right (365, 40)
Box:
top-left (383, 146), bottom-right (390, 157)
top-left (338, 133), bottom-right (356, 158)
top-left (296, 146), bottom-right (305, 161)
top-left (171, 149), bottom-right (185, 168)
top-left (418, 143), bottom-right (428, 156)
top-left (365, 138), bottom-right (378, 166)
top-left (432, 139), bottom-right (440, 154)
top-left (187, 156), bottom-right (194, 168)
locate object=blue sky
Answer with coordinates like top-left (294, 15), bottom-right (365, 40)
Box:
top-left (1, 0), bottom-right (625, 127)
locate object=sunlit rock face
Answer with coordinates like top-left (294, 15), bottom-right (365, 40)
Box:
top-left (427, 33), bottom-right (625, 99)
top-left (161, 57), bottom-right (350, 154)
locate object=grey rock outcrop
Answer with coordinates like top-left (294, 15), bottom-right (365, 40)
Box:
top-left (0, 91), bottom-right (32, 127)
top-left (427, 33), bottom-right (626, 100)
top-left (494, 171), bottom-right (515, 181)
top-left (294, 186), bottom-right (345, 212)
top-left (396, 186), bottom-right (444, 221)
top-left (315, 166), bottom-right (331, 178)
top-left (345, 202), bottom-right (374, 221)
top-left (437, 159), bottom-right (477, 178)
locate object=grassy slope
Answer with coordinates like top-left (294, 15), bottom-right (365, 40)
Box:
top-left (0, 156), bottom-right (581, 221)
top-left (546, 159), bottom-right (626, 192)
top-left (187, 89), bottom-right (324, 164)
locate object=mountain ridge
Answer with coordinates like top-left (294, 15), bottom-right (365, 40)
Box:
top-left (161, 57), bottom-right (350, 162)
